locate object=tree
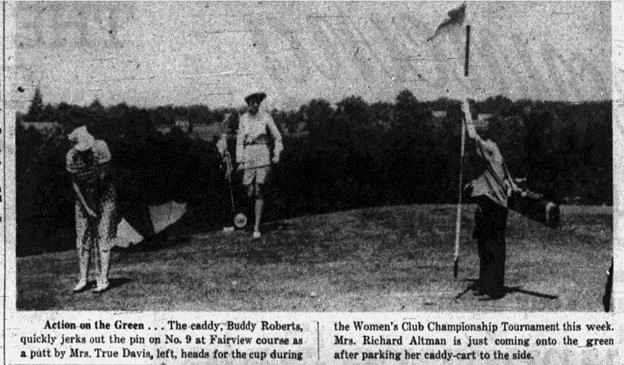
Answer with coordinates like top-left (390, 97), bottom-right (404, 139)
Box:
top-left (303, 99), bottom-right (333, 138)
top-left (89, 98), bottom-right (104, 112)
top-left (523, 106), bottom-right (560, 201)
top-left (393, 89), bottom-right (432, 129)
top-left (388, 89), bottom-right (438, 202)
top-left (26, 87), bottom-right (44, 123)
top-left (481, 95), bottom-right (513, 115)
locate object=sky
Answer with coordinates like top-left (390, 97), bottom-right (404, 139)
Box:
top-left (8, 1), bottom-right (612, 112)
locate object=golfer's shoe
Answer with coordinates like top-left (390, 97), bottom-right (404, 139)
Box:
top-left (72, 280), bottom-right (88, 293)
top-left (484, 290), bottom-right (506, 300)
top-left (252, 230), bottom-right (261, 239)
top-left (93, 281), bottom-right (110, 294)
top-left (222, 226), bottom-right (235, 233)
top-left (471, 282), bottom-right (485, 296)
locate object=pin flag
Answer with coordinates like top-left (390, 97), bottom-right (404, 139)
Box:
top-left (426, 2), bottom-right (466, 42)
top-left (425, 2), bottom-right (472, 279)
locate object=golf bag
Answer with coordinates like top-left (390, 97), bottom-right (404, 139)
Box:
top-left (499, 162), bottom-right (560, 229)
top-left (507, 189), bottom-right (560, 228)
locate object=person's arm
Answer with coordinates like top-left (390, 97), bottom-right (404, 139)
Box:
top-left (216, 134), bottom-right (228, 157)
top-left (96, 141), bottom-right (112, 180)
top-left (461, 99), bottom-right (480, 141)
top-left (266, 114), bottom-right (283, 164)
top-left (66, 149), bottom-right (96, 216)
top-left (66, 149), bottom-right (77, 174)
top-left (72, 181), bottom-right (97, 217)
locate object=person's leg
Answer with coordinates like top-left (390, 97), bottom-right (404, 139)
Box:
top-left (74, 246), bottom-right (90, 292)
top-left (475, 198), bottom-right (497, 296)
top-left (94, 187), bottom-right (116, 292)
top-left (244, 183), bottom-right (262, 239)
top-left (250, 167), bottom-right (269, 239)
top-left (240, 167), bottom-right (256, 233)
top-left (94, 248), bottom-right (111, 292)
top-left (244, 170), bottom-right (262, 238)
top-left (482, 202), bottom-right (507, 299)
top-left (481, 235), bottom-right (498, 296)
top-left (73, 204), bottom-right (90, 292)
top-left (473, 202), bottom-right (486, 292)
top-left (489, 206), bottom-right (508, 297)
top-left (253, 193), bottom-right (264, 238)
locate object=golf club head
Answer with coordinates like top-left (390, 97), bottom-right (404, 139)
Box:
top-left (453, 258), bottom-right (459, 278)
top-left (234, 213), bottom-right (248, 229)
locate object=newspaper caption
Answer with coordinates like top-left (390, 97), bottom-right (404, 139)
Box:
top-left (330, 319), bottom-right (615, 362)
top-left (21, 319), bottom-right (306, 362)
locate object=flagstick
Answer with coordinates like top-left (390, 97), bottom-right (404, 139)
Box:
top-left (464, 25), bottom-right (471, 77)
top-left (454, 24), bottom-right (471, 279)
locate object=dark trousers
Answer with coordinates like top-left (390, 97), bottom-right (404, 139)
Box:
top-left (473, 197), bottom-right (508, 297)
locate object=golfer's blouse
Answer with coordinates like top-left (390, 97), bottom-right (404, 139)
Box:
top-left (66, 140), bottom-right (111, 186)
top-left (469, 137), bottom-right (510, 208)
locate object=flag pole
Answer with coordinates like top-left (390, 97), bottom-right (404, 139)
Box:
top-left (454, 24), bottom-right (471, 278)
top-left (464, 25), bottom-right (471, 77)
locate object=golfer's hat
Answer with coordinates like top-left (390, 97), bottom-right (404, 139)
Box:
top-left (244, 92), bottom-right (267, 105)
top-left (68, 125), bottom-right (95, 151)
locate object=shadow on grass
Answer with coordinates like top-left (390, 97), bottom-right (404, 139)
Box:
top-left (73, 277), bottom-right (132, 293)
top-left (505, 286), bottom-right (558, 300)
top-left (108, 277), bottom-right (132, 290)
top-left (262, 221), bottom-right (296, 234)
top-left (118, 234), bottom-right (192, 253)
top-left (92, 277), bottom-right (133, 296)
top-left (456, 279), bottom-right (558, 300)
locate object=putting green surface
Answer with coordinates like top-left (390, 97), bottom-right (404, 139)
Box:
top-left (17, 204), bottom-right (612, 311)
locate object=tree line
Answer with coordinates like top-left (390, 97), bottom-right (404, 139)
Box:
top-left (16, 89), bottom-right (612, 255)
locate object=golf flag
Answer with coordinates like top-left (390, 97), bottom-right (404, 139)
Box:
top-left (427, 2), bottom-right (466, 42)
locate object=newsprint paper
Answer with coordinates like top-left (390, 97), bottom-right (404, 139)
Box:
top-left (2, 1), bottom-right (623, 364)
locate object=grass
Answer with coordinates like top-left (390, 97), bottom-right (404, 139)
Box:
top-left (16, 204), bottom-right (612, 311)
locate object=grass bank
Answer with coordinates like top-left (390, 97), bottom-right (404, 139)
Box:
top-left (17, 204), bottom-right (612, 311)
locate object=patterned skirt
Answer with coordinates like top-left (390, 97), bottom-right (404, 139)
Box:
top-left (75, 182), bottom-right (117, 251)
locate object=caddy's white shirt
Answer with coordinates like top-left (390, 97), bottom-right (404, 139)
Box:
top-left (236, 110), bottom-right (283, 168)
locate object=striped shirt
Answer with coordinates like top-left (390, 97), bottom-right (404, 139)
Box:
top-left (66, 140), bottom-right (111, 186)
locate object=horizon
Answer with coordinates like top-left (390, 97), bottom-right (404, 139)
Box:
top-left (17, 90), bottom-right (612, 118)
top-left (9, 2), bottom-right (611, 113)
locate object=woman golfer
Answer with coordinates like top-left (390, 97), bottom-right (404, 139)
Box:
top-left (462, 100), bottom-right (519, 300)
top-left (236, 92), bottom-right (283, 239)
top-left (66, 124), bottom-right (117, 293)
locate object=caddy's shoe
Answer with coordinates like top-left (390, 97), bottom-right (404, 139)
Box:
top-left (223, 226), bottom-right (235, 233)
